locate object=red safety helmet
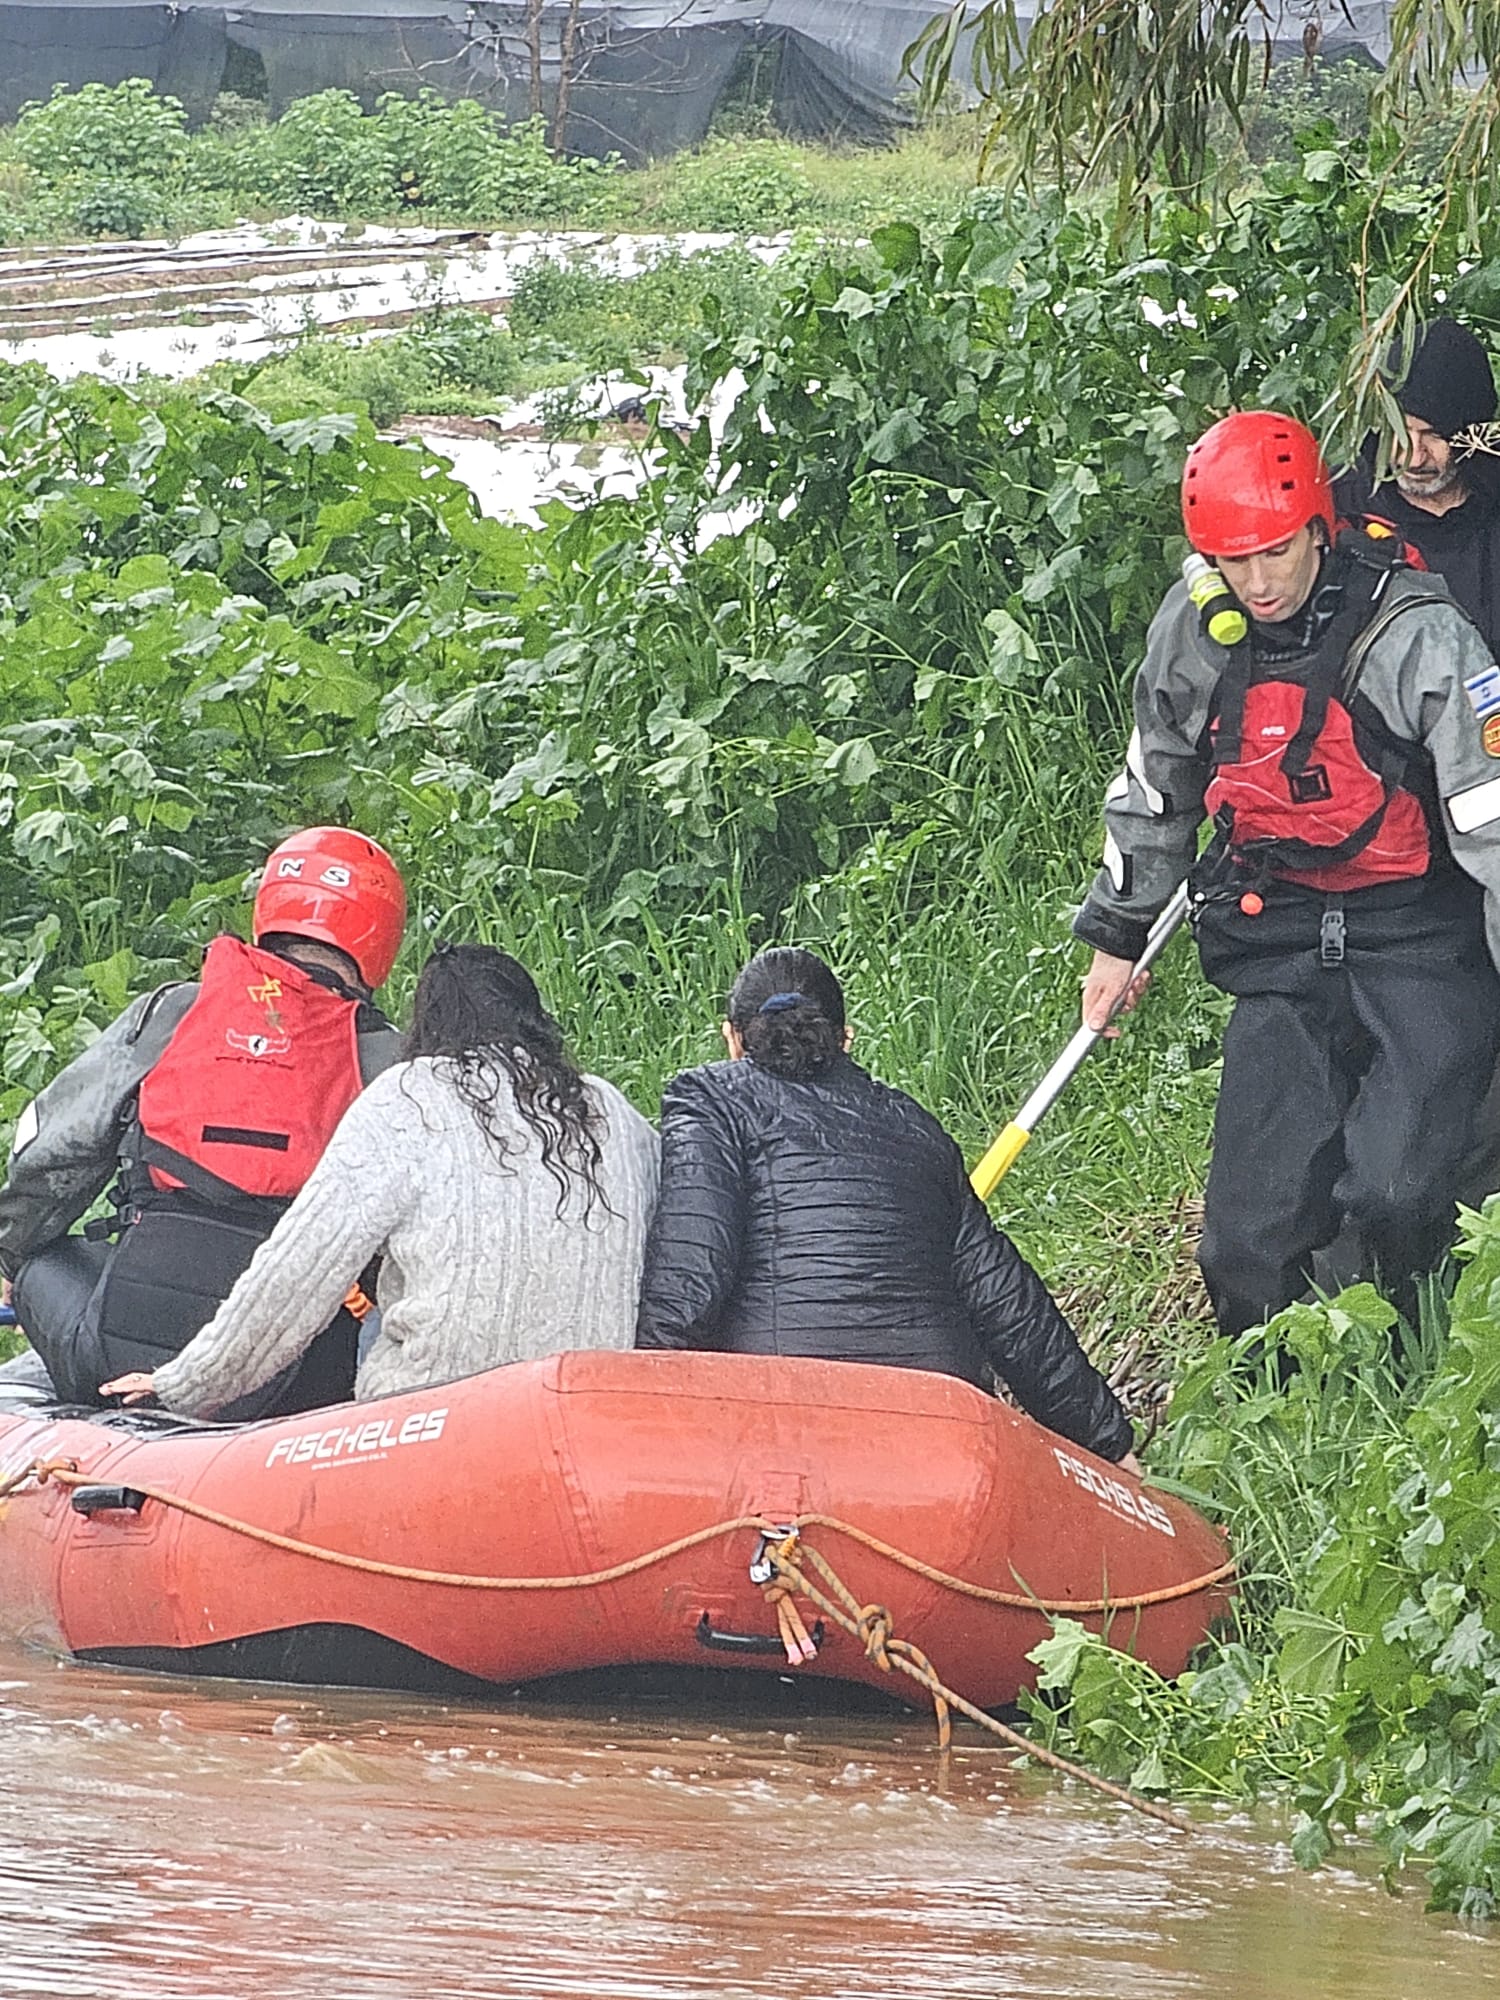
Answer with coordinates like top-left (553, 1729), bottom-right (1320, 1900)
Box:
top-left (252, 827), bottom-right (406, 990)
top-left (1180, 411), bottom-right (1335, 558)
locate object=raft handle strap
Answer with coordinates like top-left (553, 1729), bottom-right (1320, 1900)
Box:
top-left (694, 1610), bottom-right (825, 1657)
top-left (70, 1484), bottom-right (147, 1517)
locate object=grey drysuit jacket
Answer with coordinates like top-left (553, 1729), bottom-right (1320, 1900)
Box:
top-left (1072, 569), bottom-right (1500, 969)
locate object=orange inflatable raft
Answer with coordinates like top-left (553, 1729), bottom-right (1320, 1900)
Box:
top-left (0, 1349), bottom-right (1232, 1705)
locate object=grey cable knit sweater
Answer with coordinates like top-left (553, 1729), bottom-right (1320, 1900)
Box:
top-left (149, 1057), bottom-right (661, 1418)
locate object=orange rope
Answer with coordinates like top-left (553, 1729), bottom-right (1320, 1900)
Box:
top-left (25, 1462), bottom-right (770, 1589)
top-left (0, 1456), bottom-right (77, 1501)
top-left (793, 1511), bottom-right (1238, 1613)
top-left (5, 1460), bottom-right (1234, 1611)
top-left (762, 1533), bottom-right (1191, 1833)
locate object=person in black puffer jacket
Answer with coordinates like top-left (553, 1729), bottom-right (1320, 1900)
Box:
top-left (635, 947), bottom-right (1137, 1468)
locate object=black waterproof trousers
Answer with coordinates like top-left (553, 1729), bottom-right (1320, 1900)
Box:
top-left (15, 1213), bottom-right (357, 1417)
top-left (1193, 873), bottom-right (1500, 1339)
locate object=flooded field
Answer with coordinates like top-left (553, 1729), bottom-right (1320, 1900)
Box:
top-left (0, 219), bottom-right (786, 381)
top-left (0, 218), bottom-right (767, 526)
top-left (2, 1640), bottom-right (1496, 2000)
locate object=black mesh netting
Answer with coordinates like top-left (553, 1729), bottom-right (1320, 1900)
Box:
top-left (0, 1), bottom-right (1395, 161)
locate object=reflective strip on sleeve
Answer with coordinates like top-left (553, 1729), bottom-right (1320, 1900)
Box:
top-left (1447, 775), bottom-right (1500, 835)
top-left (9, 1102), bottom-right (38, 1159)
top-left (1125, 728), bottom-right (1166, 815)
top-left (1103, 830), bottom-right (1127, 892)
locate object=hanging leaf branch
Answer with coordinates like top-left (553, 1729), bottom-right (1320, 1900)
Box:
top-left (907, 0), bottom-right (1498, 453)
top-left (907, 0), bottom-right (1276, 221)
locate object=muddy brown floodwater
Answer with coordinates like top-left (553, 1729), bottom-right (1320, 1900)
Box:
top-left (1, 1641), bottom-right (1496, 2000)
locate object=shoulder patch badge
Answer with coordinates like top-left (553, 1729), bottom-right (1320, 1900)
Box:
top-left (1466, 665), bottom-right (1500, 721)
top-left (1484, 714), bottom-right (1500, 759)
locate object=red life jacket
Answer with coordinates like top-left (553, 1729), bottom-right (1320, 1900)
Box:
top-left (135, 935), bottom-right (365, 1204)
top-left (1203, 534), bottom-right (1433, 894)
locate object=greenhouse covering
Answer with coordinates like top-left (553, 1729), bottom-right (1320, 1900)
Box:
top-left (0, 1), bottom-right (1397, 160)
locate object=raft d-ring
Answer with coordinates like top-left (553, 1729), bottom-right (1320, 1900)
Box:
top-left (748, 1524), bottom-right (799, 1585)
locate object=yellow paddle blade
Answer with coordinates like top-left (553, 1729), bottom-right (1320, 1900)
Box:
top-left (970, 1122), bottom-right (1030, 1201)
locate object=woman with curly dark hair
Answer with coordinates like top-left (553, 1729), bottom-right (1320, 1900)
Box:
top-left (635, 946), bottom-right (1136, 1469)
top-left (103, 945), bottom-right (659, 1415)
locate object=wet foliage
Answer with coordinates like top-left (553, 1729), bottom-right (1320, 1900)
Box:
top-left (1027, 1218), bottom-right (1500, 1917)
top-left (3, 85), bottom-right (616, 240)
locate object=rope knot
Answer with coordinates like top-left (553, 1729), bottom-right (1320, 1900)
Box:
top-left (857, 1603), bottom-right (894, 1670)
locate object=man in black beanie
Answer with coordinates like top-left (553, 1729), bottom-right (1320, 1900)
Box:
top-left (1338, 320), bottom-right (1500, 1219)
top-left (1335, 316), bottom-right (1500, 653)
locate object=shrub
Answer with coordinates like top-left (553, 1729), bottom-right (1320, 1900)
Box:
top-left (71, 175), bottom-right (165, 239)
top-left (1238, 57), bottom-right (1377, 164)
top-left (470, 114), bottom-right (618, 222)
top-left (375, 92), bottom-right (500, 211)
top-left (244, 342), bottom-right (424, 428)
top-left (181, 120), bottom-right (277, 208)
top-left (14, 79), bottom-right (187, 184)
top-left (652, 138), bottom-right (816, 232)
top-left (236, 91), bottom-right (620, 224)
top-left (261, 89), bottom-right (390, 214)
top-left (0, 358), bottom-right (48, 405)
top-left (507, 247), bottom-right (776, 370)
top-left (239, 309), bottom-right (518, 425)
top-left (2, 85), bottom-right (927, 240)
top-left (402, 307), bottom-right (520, 396)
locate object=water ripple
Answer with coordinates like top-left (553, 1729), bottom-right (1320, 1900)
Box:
top-left (0, 1643), bottom-right (1495, 2000)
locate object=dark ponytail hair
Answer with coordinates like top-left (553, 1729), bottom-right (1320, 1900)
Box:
top-left (727, 947), bottom-right (845, 1082)
top-left (406, 944), bottom-right (606, 1212)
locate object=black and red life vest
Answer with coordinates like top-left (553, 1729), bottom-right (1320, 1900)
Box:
top-left (134, 934), bottom-right (365, 1206)
top-left (1202, 531), bottom-right (1434, 895)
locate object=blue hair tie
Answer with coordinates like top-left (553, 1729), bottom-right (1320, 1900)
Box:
top-left (758, 991), bottom-right (802, 1014)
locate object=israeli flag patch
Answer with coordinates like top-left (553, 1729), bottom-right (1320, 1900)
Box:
top-left (1465, 665), bottom-right (1500, 719)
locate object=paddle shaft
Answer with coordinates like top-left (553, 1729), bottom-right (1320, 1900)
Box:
top-left (970, 882), bottom-right (1192, 1200)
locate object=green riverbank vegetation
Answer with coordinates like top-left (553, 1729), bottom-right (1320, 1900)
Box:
top-left (0, 80), bottom-right (986, 244)
top-left (5, 61), bottom-right (1500, 1907)
top-left (1028, 1246), bottom-right (1500, 1919)
top-left (0, 57), bottom-right (1407, 251)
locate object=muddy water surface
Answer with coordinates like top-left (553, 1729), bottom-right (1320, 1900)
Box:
top-left (1, 1641), bottom-right (1494, 2000)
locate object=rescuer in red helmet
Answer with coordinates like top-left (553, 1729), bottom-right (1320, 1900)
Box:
top-left (1074, 410), bottom-right (1500, 1339)
top-left (0, 828), bottom-right (406, 1411)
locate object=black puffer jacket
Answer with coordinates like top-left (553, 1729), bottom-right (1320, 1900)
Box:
top-left (634, 1056), bottom-right (1132, 1463)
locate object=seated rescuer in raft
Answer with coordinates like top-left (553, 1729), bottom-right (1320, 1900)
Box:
top-left (0, 827), bottom-right (406, 1418)
top-left (634, 946), bottom-right (1139, 1472)
top-left (1076, 411), bottom-right (1500, 1340)
top-left (102, 943), bottom-right (661, 1414)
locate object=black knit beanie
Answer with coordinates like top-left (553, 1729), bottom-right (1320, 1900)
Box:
top-left (1390, 318), bottom-right (1497, 438)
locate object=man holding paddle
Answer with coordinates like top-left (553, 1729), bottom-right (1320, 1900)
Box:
top-left (1073, 411), bottom-right (1500, 1337)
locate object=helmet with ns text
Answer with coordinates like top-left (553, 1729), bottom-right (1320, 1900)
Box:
top-left (1181, 411), bottom-right (1335, 558)
top-left (252, 827), bottom-right (406, 990)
